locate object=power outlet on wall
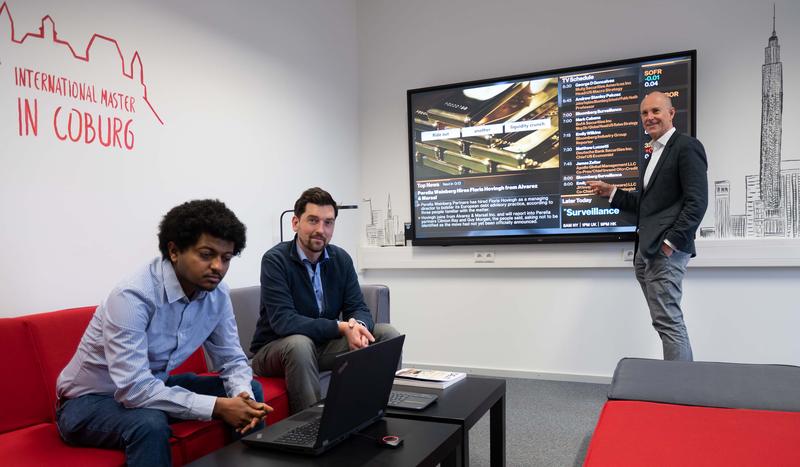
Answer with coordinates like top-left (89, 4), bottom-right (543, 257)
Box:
top-left (622, 249), bottom-right (635, 261)
top-left (474, 251), bottom-right (495, 263)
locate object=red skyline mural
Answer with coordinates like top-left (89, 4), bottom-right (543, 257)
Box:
top-left (0, 1), bottom-right (164, 125)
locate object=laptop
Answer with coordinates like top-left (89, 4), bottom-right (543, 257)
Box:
top-left (242, 335), bottom-right (405, 455)
top-left (388, 389), bottom-right (438, 410)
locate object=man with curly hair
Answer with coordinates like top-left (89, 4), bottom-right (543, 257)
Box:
top-left (56, 199), bottom-right (272, 467)
top-left (251, 187), bottom-right (401, 414)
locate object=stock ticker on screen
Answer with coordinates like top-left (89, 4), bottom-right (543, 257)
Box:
top-left (408, 52), bottom-right (694, 245)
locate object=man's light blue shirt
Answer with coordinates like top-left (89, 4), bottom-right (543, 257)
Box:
top-left (296, 242), bottom-right (329, 316)
top-left (56, 258), bottom-right (254, 420)
top-left (295, 242), bottom-right (366, 327)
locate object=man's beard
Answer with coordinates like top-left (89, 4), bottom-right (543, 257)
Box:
top-left (305, 235), bottom-right (326, 252)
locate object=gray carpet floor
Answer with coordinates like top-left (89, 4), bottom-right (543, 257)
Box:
top-left (467, 378), bottom-right (609, 467)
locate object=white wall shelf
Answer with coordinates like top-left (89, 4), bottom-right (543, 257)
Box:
top-left (358, 239), bottom-right (800, 269)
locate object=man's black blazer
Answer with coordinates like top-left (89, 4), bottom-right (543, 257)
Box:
top-left (611, 131), bottom-right (708, 259)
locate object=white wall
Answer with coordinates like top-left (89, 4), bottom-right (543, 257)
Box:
top-left (0, 0), bottom-right (360, 316)
top-left (357, 0), bottom-right (800, 379)
top-left (2, 0), bottom-right (798, 381)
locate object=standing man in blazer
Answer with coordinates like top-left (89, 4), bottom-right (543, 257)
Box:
top-left (588, 91), bottom-right (708, 361)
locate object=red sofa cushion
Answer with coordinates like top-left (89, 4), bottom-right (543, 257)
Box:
top-left (0, 422), bottom-right (192, 467)
top-left (0, 423), bottom-right (125, 467)
top-left (170, 420), bottom-right (228, 465)
top-left (255, 376), bottom-right (290, 423)
top-left (584, 400), bottom-right (800, 466)
top-left (170, 347), bottom-right (209, 375)
top-left (24, 307), bottom-right (97, 417)
top-left (0, 318), bottom-right (52, 433)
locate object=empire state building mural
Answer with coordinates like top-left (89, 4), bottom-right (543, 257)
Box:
top-left (702, 8), bottom-right (800, 239)
top-left (760, 12), bottom-right (783, 211)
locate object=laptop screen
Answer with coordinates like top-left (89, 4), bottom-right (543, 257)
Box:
top-left (316, 335), bottom-right (405, 447)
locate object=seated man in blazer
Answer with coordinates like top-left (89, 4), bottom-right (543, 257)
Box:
top-left (588, 91), bottom-right (708, 361)
top-left (250, 187), bottom-right (400, 414)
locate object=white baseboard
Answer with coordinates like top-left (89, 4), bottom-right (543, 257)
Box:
top-left (402, 362), bottom-right (612, 384)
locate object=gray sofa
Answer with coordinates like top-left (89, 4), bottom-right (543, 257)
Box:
top-left (228, 284), bottom-right (392, 394)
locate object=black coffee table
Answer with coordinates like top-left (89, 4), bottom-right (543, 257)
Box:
top-left (186, 417), bottom-right (462, 467)
top-left (387, 375), bottom-right (506, 466)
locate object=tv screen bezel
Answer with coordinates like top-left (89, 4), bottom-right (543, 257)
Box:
top-left (406, 50), bottom-right (697, 247)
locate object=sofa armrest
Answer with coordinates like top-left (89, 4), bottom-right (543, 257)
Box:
top-left (229, 285), bottom-right (261, 359)
top-left (360, 284), bottom-right (390, 325)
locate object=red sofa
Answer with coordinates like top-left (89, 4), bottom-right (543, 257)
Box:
top-left (584, 358), bottom-right (800, 466)
top-left (0, 306), bottom-right (290, 467)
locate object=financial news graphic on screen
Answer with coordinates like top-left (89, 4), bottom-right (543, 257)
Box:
top-left (408, 52), bottom-right (694, 245)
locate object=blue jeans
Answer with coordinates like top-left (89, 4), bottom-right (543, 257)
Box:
top-left (634, 247), bottom-right (693, 361)
top-left (56, 375), bottom-right (263, 467)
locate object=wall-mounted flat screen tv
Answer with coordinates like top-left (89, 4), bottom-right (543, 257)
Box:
top-left (408, 50), bottom-right (696, 246)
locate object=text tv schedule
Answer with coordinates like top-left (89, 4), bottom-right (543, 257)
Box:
top-left (414, 58), bottom-right (691, 236)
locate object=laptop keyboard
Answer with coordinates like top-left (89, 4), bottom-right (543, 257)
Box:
top-left (275, 417), bottom-right (321, 445)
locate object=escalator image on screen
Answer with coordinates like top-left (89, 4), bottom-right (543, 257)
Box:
top-left (408, 50), bottom-right (696, 246)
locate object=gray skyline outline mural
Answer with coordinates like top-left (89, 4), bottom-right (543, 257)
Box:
top-left (703, 8), bottom-right (799, 239)
top-left (364, 195), bottom-right (404, 247)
